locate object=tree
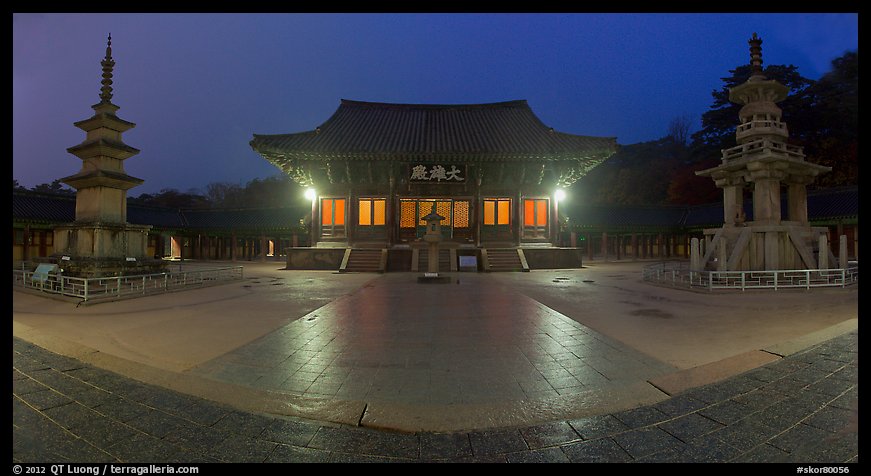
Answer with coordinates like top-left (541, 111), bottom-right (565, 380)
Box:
top-left (13, 179), bottom-right (27, 190)
top-left (691, 64), bottom-right (815, 152)
top-left (129, 188), bottom-right (210, 208)
top-left (666, 114), bottom-right (694, 148)
top-left (31, 179), bottom-right (74, 195)
top-left (799, 51), bottom-right (858, 188)
top-left (665, 156), bottom-right (721, 205)
top-left (205, 182), bottom-right (244, 208)
top-left (240, 175), bottom-right (304, 209)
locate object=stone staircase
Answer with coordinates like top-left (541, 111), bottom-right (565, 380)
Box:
top-left (484, 248), bottom-right (529, 272)
top-left (340, 249), bottom-right (385, 273)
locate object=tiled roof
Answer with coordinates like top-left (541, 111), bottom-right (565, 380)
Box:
top-left (128, 206), bottom-right (185, 229)
top-left (806, 186), bottom-right (859, 222)
top-left (567, 186), bottom-right (858, 230)
top-left (12, 191), bottom-right (306, 231)
top-left (567, 204), bottom-right (687, 228)
top-left (13, 191), bottom-right (184, 228)
top-left (12, 191), bottom-right (76, 223)
top-left (180, 207), bottom-right (307, 231)
top-left (251, 99), bottom-right (618, 162)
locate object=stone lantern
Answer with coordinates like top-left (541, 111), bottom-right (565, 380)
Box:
top-left (418, 202), bottom-right (451, 283)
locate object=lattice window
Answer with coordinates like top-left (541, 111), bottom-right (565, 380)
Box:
top-left (437, 201), bottom-right (452, 226)
top-left (453, 201), bottom-right (469, 228)
top-left (400, 200), bottom-right (416, 228)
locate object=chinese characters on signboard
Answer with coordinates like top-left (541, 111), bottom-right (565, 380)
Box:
top-left (409, 164), bottom-right (466, 183)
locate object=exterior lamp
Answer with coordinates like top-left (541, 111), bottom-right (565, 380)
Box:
top-left (555, 189), bottom-right (566, 202)
top-left (304, 188), bottom-right (316, 201)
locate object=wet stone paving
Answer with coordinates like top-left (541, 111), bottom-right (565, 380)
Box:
top-left (12, 329), bottom-right (858, 463)
top-left (190, 274), bottom-right (676, 406)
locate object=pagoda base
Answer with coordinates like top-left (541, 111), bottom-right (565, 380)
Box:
top-left (701, 223), bottom-right (831, 271)
top-left (52, 222), bottom-right (166, 278)
top-left (52, 256), bottom-right (168, 279)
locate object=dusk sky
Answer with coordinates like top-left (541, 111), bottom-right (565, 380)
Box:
top-left (13, 13), bottom-right (858, 196)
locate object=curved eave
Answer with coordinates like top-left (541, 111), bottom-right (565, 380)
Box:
top-left (74, 113), bottom-right (136, 133)
top-left (61, 170), bottom-right (145, 190)
top-left (254, 148), bottom-right (617, 163)
top-left (67, 138), bottom-right (140, 160)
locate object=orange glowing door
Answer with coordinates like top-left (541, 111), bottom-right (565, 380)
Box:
top-left (320, 198), bottom-right (346, 238)
top-left (482, 198), bottom-right (512, 240)
top-left (523, 199), bottom-right (548, 239)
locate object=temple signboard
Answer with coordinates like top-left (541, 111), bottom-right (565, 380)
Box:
top-left (409, 164), bottom-right (466, 183)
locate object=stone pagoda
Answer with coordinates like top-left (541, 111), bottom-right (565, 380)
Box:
top-left (52, 34), bottom-right (164, 277)
top-left (695, 33), bottom-right (831, 271)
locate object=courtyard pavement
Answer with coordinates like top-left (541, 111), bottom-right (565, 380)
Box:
top-left (12, 260), bottom-right (858, 463)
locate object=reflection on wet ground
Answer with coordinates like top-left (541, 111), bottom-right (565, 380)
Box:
top-left (191, 273), bottom-right (675, 406)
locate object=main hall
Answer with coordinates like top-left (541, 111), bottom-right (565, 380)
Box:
top-left (250, 99), bottom-right (618, 254)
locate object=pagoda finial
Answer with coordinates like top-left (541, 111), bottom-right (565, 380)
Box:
top-left (99, 33), bottom-right (115, 103)
top-left (748, 32), bottom-right (764, 78)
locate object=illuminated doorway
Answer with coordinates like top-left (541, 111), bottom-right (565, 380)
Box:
top-left (482, 198), bottom-right (512, 241)
top-left (399, 199), bottom-right (470, 242)
top-left (523, 198), bottom-right (549, 239)
top-left (321, 198), bottom-right (346, 238)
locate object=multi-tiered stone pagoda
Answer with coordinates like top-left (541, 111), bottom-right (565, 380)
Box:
top-left (695, 33), bottom-right (831, 271)
top-left (52, 35), bottom-right (165, 277)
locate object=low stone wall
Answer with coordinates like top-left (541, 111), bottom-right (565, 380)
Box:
top-left (285, 247), bottom-right (345, 270)
top-left (523, 247), bottom-right (583, 269)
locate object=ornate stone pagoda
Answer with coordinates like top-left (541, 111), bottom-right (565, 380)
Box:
top-left (695, 33), bottom-right (831, 271)
top-left (52, 34), bottom-right (165, 277)
top-left (251, 99), bottom-right (617, 249)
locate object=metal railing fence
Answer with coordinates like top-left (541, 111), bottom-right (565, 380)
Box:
top-left (642, 261), bottom-right (858, 291)
top-left (13, 266), bottom-right (244, 303)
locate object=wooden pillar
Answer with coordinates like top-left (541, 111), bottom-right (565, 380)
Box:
top-left (600, 232), bottom-right (608, 261)
top-left (387, 175), bottom-right (396, 248)
top-left (629, 231), bottom-right (638, 260)
top-left (231, 232), bottom-right (237, 262)
top-left (551, 194), bottom-right (559, 246)
top-left (22, 224), bottom-right (30, 262)
top-left (347, 189), bottom-right (356, 247)
top-left (514, 190), bottom-right (522, 247)
top-left (615, 234), bottom-right (622, 260)
top-left (260, 233), bottom-right (267, 262)
top-left (310, 195), bottom-right (319, 248)
top-left (587, 233), bottom-right (593, 260)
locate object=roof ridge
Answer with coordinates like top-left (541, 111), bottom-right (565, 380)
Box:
top-left (339, 98), bottom-right (529, 109)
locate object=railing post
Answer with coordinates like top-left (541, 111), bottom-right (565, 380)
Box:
top-left (773, 272), bottom-right (778, 291)
top-left (117, 277), bottom-right (122, 297)
top-left (143, 276), bottom-right (147, 295)
top-left (741, 271), bottom-right (745, 291)
top-left (807, 270), bottom-right (811, 290)
top-left (164, 273), bottom-right (168, 290)
top-left (84, 279), bottom-right (89, 302)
